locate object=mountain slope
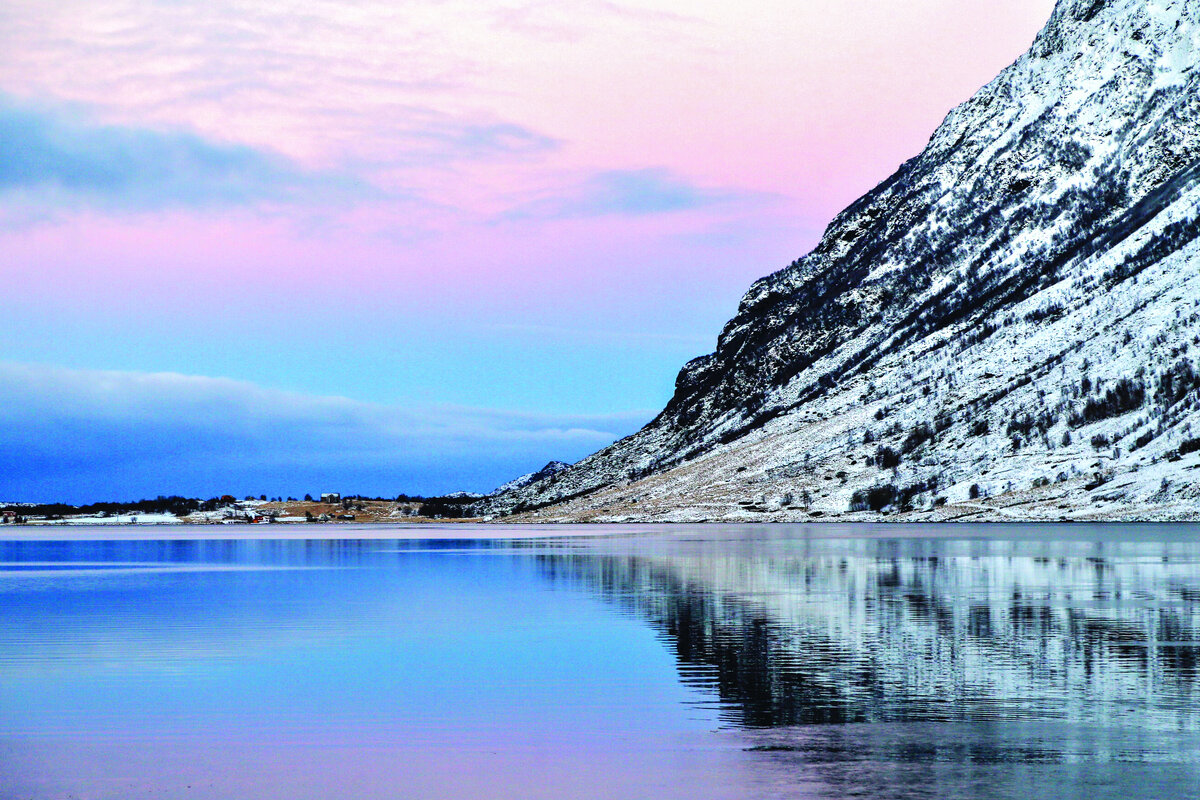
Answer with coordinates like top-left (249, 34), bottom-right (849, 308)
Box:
top-left (482, 0), bottom-right (1200, 522)
top-left (491, 461), bottom-right (571, 495)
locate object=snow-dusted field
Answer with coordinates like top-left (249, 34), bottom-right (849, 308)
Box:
top-left (30, 513), bottom-right (183, 526)
top-left (0, 522), bottom-right (644, 540)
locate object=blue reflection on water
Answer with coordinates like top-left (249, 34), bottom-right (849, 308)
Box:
top-left (2, 525), bottom-right (1200, 800)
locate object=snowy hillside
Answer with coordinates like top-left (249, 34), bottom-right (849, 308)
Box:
top-left (480, 0), bottom-right (1200, 522)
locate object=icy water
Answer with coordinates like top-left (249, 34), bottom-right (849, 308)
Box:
top-left (3, 524), bottom-right (1200, 800)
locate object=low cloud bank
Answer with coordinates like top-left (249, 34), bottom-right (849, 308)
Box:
top-left (0, 362), bottom-right (648, 503)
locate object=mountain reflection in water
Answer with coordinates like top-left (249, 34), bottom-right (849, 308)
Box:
top-left (536, 535), bottom-right (1200, 731)
top-left (528, 531), bottom-right (1200, 799)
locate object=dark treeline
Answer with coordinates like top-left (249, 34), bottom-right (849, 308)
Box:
top-left (3, 492), bottom-right (483, 519)
top-left (1, 496), bottom-right (212, 518)
top-left (414, 498), bottom-right (477, 519)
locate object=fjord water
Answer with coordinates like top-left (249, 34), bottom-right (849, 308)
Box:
top-left (2, 525), bottom-right (1199, 799)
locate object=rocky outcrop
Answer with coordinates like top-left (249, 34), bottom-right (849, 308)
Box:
top-left (490, 460), bottom-right (572, 495)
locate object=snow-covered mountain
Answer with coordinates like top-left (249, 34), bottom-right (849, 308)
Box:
top-left (483, 0), bottom-right (1200, 522)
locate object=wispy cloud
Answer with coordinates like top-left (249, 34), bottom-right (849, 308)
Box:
top-left (503, 168), bottom-right (759, 220)
top-left (0, 94), bottom-right (367, 212)
top-left (0, 362), bottom-right (649, 502)
top-left (365, 109), bottom-right (559, 168)
top-left (412, 120), bottom-right (557, 158)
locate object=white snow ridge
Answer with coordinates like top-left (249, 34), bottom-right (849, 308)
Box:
top-left (481, 0), bottom-right (1200, 522)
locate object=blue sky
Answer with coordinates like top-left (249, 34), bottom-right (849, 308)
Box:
top-left (0, 0), bottom-right (1055, 501)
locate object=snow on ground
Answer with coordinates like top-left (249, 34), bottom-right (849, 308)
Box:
top-left (42, 513), bottom-right (183, 525)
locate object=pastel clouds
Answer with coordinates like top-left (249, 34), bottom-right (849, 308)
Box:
top-left (503, 168), bottom-right (763, 219)
top-left (0, 95), bottom-right (368, 215)
top-left (0, 0), bottom-right (1057, 215)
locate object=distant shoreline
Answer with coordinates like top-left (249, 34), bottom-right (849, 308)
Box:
top-left (5, 520), bottom-right (1200, 545)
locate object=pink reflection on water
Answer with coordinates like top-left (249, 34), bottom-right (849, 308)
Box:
top-left (2, 732), bottom-right (756, 800)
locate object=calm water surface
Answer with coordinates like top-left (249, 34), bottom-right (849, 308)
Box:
top-left (2, 523), bottom-right (1200, 799)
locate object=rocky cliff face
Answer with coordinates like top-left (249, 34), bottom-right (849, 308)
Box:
top-left (483, 0), bottom-right (1200, 522)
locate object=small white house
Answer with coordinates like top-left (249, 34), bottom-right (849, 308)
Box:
top-left (321, 493), bottom-right (341, 503)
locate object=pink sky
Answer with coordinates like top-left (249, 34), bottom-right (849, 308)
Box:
top-left (0, 0), bottom-right (1058, 498)
top-left (1, 0), bottom-right (1057, 302)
